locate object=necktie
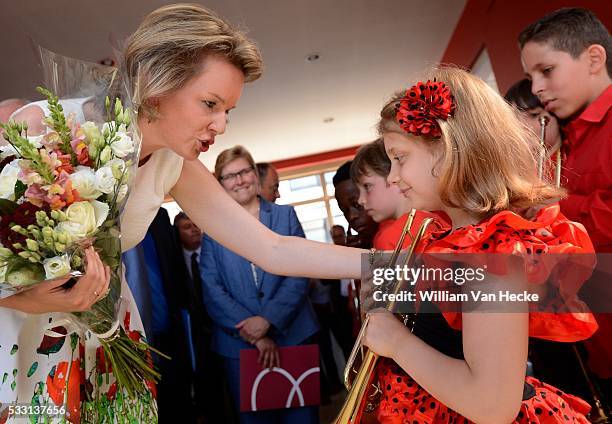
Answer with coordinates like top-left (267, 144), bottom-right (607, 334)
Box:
top-left (191, 252), bottom-right (203, 300)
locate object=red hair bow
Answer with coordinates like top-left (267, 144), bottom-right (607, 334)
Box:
top-left (396, 79), bottom-right (456, 138)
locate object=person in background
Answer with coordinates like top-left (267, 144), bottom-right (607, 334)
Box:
top-left (201, 145), bottom-right (319, 424)
top-left (333, 161), bottom-right (378, 249)
top-left (122, 208), bottom-right (196, 422)
top-left (505, 78), bottom-right (593, 402)
top-left (174, 212), bottom-right (235, 424)
top-left (256, 162), bottom-right (280, 203)
top-left (505, 78), bottom-right (562, 161)
top-left (520, 7), bottom-right (612, 406)
top-left (329, 161), bottom-right (379, 354)
top-left (350, 139), bottom-right (449, 252)
top-left (330, 224), bottom-right (346, 246)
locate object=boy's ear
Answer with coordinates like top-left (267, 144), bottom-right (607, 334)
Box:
top-left (586, 44), bottom-right (608, 75)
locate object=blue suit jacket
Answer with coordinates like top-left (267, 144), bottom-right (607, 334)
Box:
top-left (200, 198), bottom-right (319, 358)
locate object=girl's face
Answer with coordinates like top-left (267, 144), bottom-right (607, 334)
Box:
top-left (383, 131), bottom-right (444, 212)
top-left (357, 169), bottom-right (410, 222)
top-left (517, 106), bottom-right (561, 150)
top-left (149, 55), bottom-right (245, 161)
top-left (219, 157), bottom-right (259, 206)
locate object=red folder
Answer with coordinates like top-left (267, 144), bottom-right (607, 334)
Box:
top-left (239, 344), bottom-right (320, 412)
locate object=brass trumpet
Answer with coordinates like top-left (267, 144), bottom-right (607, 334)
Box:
top-left (334, 209), bottom-right (433, 423)
top-left (537, 115), bottom-right (562, 188)
top-left (537, 115), bottom-right (549, 179)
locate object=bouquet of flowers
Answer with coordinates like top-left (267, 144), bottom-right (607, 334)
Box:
top-left (0, 87), bottom-right (162, 398)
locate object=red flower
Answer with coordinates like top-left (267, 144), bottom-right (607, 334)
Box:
top-left (56, 152), bottom-right (75, 175)
top-left (0, 202), bottom-right (49, 253)
top-left (95, 346), bottom-right (112, 374)
top-left (396, 79), bottom-right (456, 138)
top-left (106, 382), bottom-right (118, 401)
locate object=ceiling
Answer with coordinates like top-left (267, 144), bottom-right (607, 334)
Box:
top-left (0, 0), bottom-right (466, 169)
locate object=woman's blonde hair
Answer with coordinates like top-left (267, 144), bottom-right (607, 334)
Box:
top-left (378, 66), bottom-right (564, 217)
top-left (124, 3), bottom-right (263, 119)
top-left (215, 145), bottom-right (258, 182)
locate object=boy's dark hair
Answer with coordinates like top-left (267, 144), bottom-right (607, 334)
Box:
top-left (504, 79), bottom-right (542, 111)
top-left (332, 161), bottom-right (353, 187)
top-left (519, 8), bottom-right (611, 76)
top-left (350, 139), bottom-right (390, 183)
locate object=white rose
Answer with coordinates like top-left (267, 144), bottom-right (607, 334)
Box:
top-left (70, 166), bottom-right (101, 199)
top-left (91, 200), bottom-right (110, 228)
top-left (0, 159), bottom-right (20, 199)
top-left (95, 166), bottom-right (115, 194)
top-left (43, 254), bottom-right (71, 279)
top-left (55, 200), bottom-right (108, 239)
top-left (110, 132), bottom-right (134, 158)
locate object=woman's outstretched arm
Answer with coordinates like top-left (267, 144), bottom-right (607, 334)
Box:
top-left (171, 159), bottom-right (364, 280)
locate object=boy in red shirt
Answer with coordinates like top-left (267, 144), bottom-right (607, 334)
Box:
top-left (520, 6), bottom-right (611, 403)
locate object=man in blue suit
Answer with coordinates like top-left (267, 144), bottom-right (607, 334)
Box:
top-left (201, 146), bottom-right (320, 424)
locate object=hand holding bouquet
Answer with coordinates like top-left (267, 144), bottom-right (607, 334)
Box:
top-left (0, 87), bottom-right (164, 399)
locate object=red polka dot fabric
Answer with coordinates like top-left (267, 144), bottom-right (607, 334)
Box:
top-left (374, 359), bottom-right (591, 423)
top-left (421, 204), bottom-right (598, 343)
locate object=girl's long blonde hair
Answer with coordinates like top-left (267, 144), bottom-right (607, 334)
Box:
top-left (378, 66), bottom-right (564, 218)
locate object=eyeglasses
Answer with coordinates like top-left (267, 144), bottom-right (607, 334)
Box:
top-left (219, 166), bottom-right (254, 184)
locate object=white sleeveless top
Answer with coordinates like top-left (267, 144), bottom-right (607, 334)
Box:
top-left (120, 148), bottom-right (183, 250)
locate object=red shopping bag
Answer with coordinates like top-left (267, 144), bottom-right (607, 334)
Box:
top-left (239, 344), bottom-right (320, 412)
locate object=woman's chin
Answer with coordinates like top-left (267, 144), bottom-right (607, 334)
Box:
top-left (183, 149), bottom-right (203, 161)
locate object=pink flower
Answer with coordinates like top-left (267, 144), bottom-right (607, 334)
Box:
top-left (42, 132), bottom-right (62, 150)
top-left (39, 149), bottom-right (62, 171)
top-left (24, 171), bottom-right (79, 210)
top-left (70, 130), bottom-right (91, 167)
top-left (24, 183), bottom-right (46, 207)
top-left (18, 163), bottom-right (43, 185)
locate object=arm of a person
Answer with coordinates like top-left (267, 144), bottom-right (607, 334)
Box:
top-left (199, 235), bottom-right (255, 333)
top-left (559, 189), bottom-right (612, 247)
top-left (260, 207), bottom-right (312, 333)
top-left (378, 271), bottom-right (528, 423)
top-left (171, 159), bottom-right (364, 280)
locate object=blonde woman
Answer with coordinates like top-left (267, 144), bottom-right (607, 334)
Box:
top-left (0, 4), bottom-right (361, 422)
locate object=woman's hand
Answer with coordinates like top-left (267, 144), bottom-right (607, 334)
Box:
top-left (362, 308), bottom-right (411, 359)
top-left (236, 315), bottom-right (270, 344)
top-left (254, 337), bottom-right (280, 370)
top-left (1, 247), bottom-right (110, 314)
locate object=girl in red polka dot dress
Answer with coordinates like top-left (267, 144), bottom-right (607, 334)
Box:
top-left (361, 67), bottom-right (598, 423)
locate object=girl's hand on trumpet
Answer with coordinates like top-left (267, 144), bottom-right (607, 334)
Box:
top-left (362, 308), bottom-right (412, 359)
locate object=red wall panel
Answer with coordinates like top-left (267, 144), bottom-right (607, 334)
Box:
top-left (442, 0), bottom-right (612, 94)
